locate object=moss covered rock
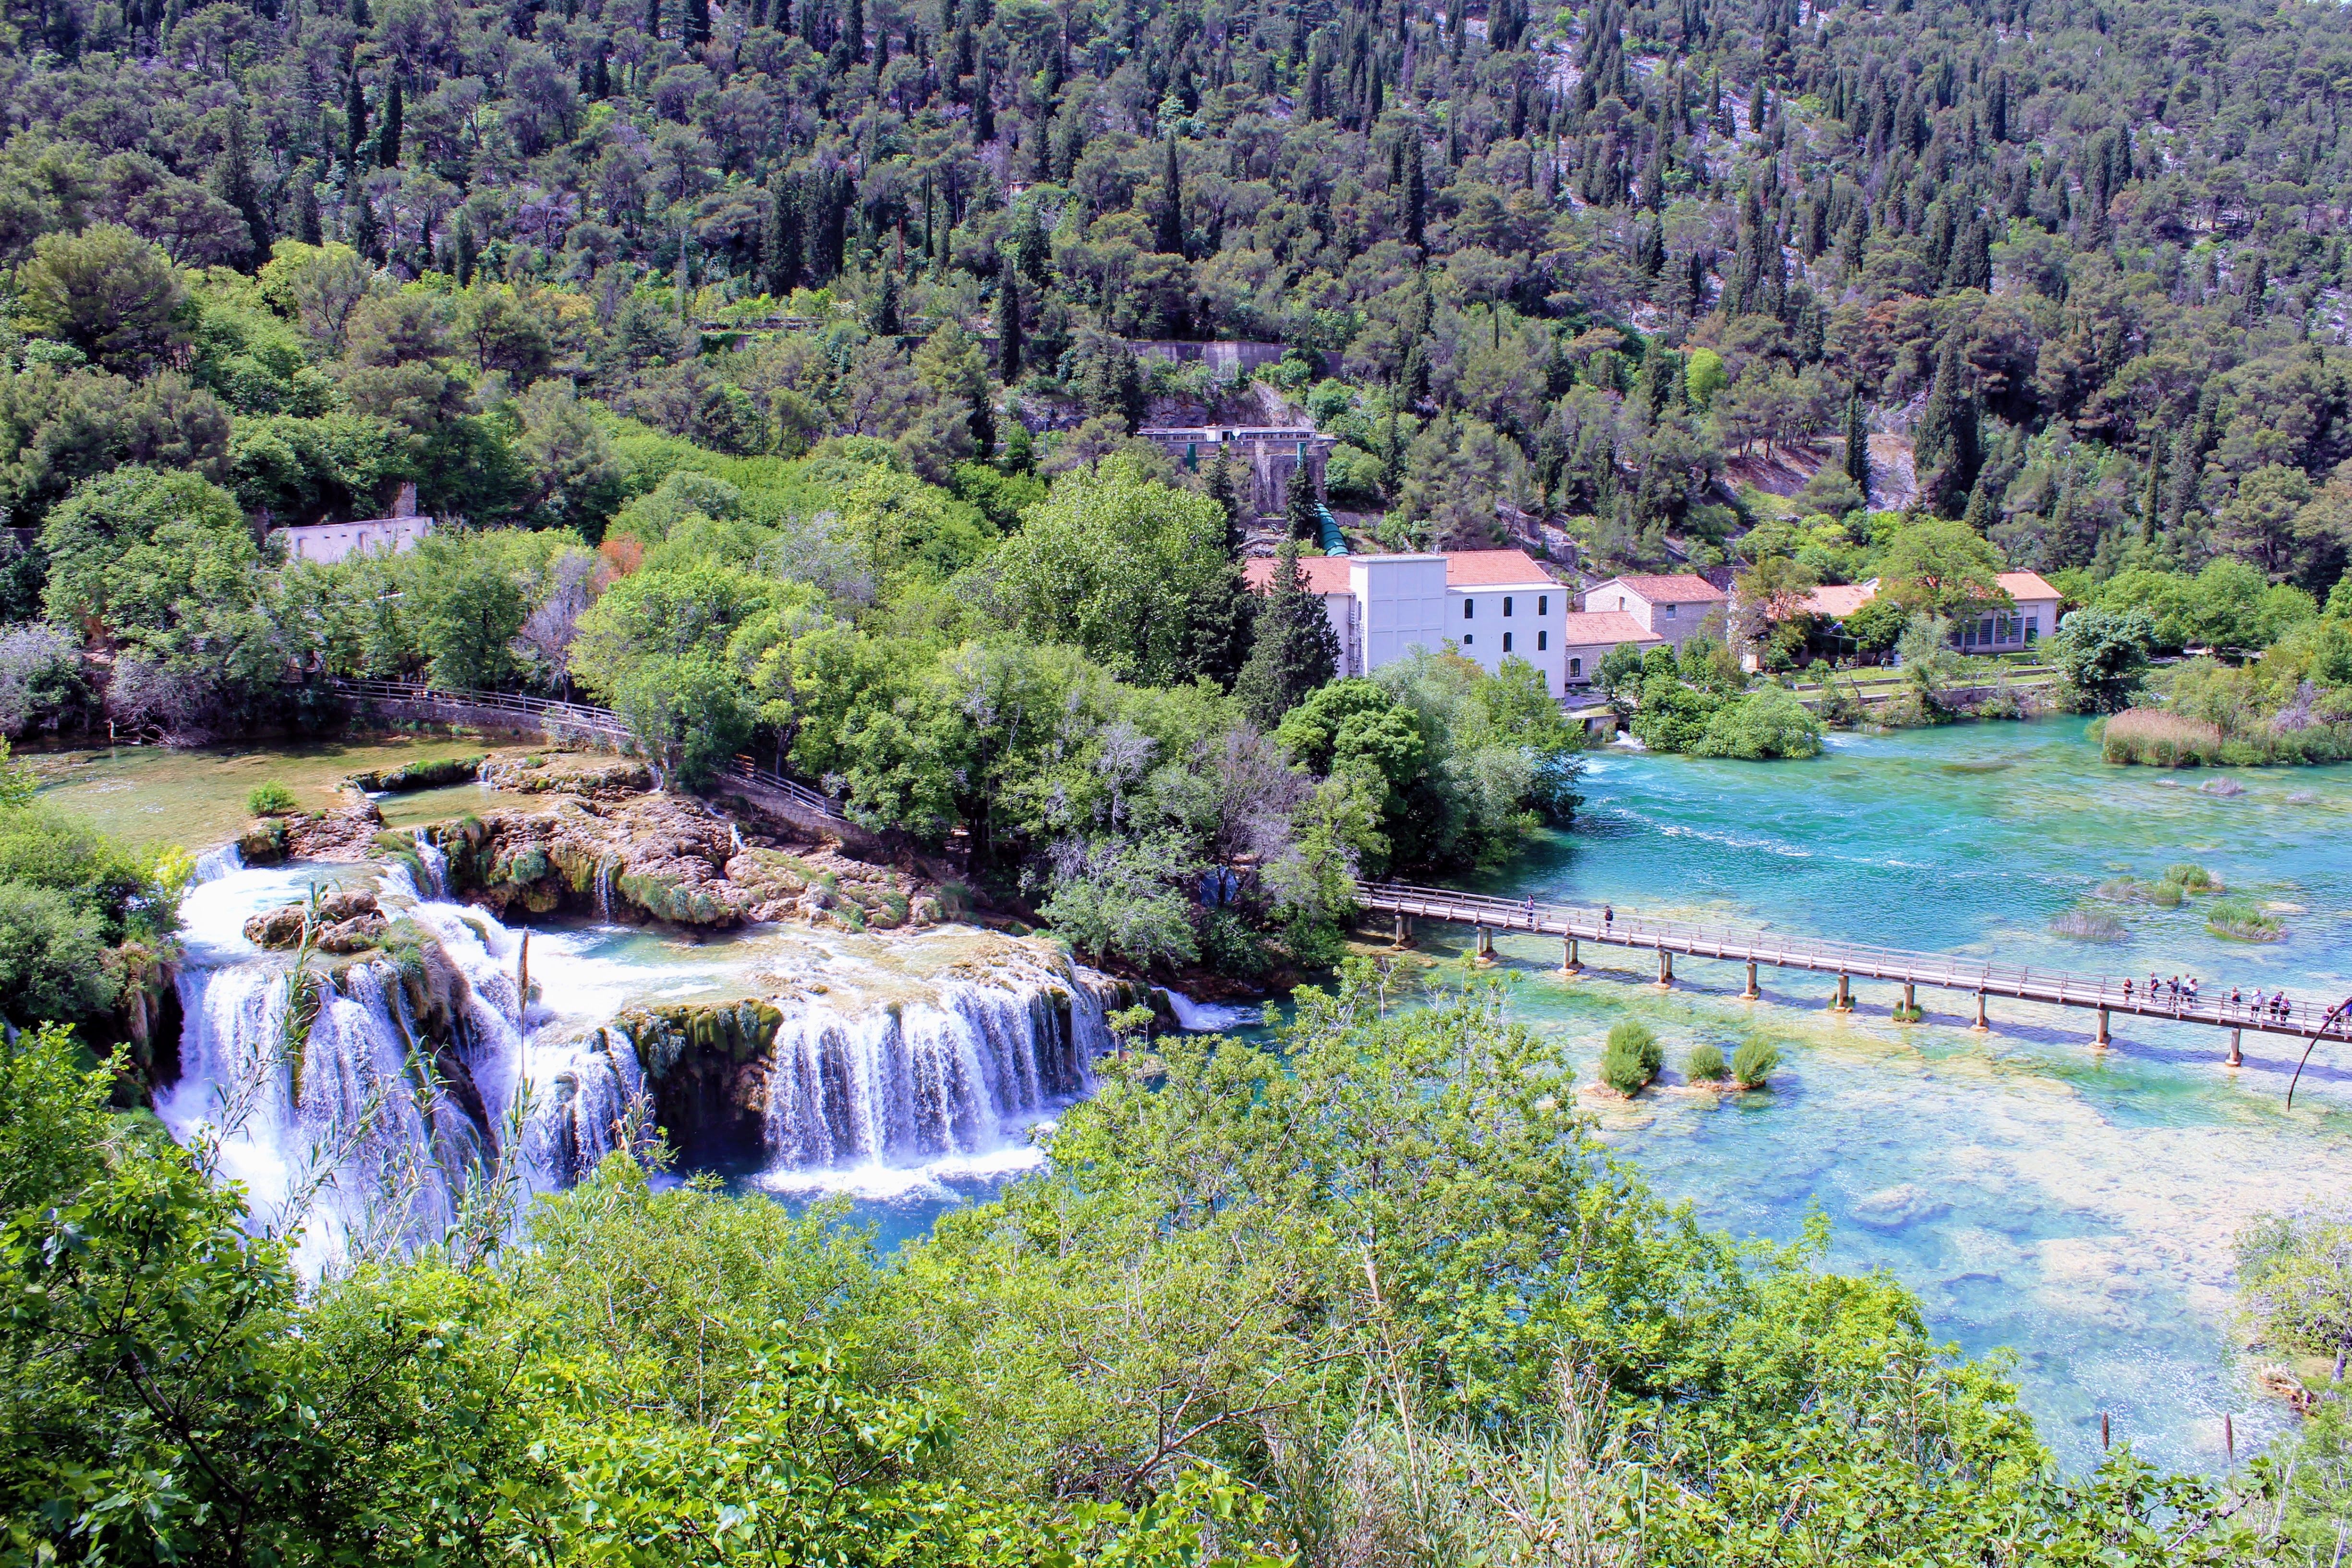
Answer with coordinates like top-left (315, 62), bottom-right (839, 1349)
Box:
top-left (348, 755), bottom-right (485, 793)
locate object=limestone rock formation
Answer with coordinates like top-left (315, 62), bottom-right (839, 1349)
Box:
top-left (244, 887), bottom-right (388, 952)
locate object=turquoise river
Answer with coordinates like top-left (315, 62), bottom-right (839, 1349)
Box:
top-left (1458, 714), bottom-right (2352, 1477)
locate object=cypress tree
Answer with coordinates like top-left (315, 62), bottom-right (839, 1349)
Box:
top-left (1207, 443), bottom-right (1243, 554)
top-left (454, 211), bottom-right (477, 284)
top-left (2139, 448), bottom-right (2161, 543)
top-left (845, 0), bottom-right (863, 59)
top-left (761, 175), bottom-right (801, 294)
top-left (995, 269), bottom-right (1022, 380)
top-left (294, 165), bottom-right (323, 245)
top-left (870, 268), bottom-right (901, 334)
top-left (1403, 134), bottom-right (1426, 249)
top-left (1284, 459), bottom-right (1321, 541)
top-left (348, 0), bottom-right (366, 23)
top-left (344, 73), bottom-right (367, 169)
top-left (1014, 200), bottom-right (1047, 283)
top-left (1914, 335), bottom-right (1977, 517)
top-left (1843, 391), bottom-right (1871, 497)
top-left (1236, 539), bottom-right (1341, 729)
top-left (213, 104), bottom-right (270, 263)
top-left (685, 0), bottom-right (709, 45)
top-left (974, 56), bottom-right (994, 140)
top-left (348, 174), bottom-right (381, 260)
top-left (1155, 135), bottom-right (1184, 255)
top-left (643, 0), bottom-right (661, 38)
top-left (377, 78), bottom-right (402, 167)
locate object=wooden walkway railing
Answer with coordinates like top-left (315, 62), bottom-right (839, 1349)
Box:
top-left (1356, 881), bottom-right (2352, 1047)
top-left (327, 678), bottom-right (849, 823)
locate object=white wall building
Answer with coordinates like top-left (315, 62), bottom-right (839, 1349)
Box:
top-left (1243, 549), bottom-right (1573, 693)
top-left (1796, 571), bottom-right (2063, 653)
top-left (1580, 573), bottom-right (1730, 649)
top-left (269, 483), bottom-right (434, 565)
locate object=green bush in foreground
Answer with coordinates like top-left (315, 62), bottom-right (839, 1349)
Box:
top-left (1733, 1036), bottom-right (1783, 1087)
top-left (246, 780), bottom-right (297, 816)
top-left (1600, 1019), bottom-right (1663, 1094)
top-left (1685, 1043), bottom-right (1727, 1082)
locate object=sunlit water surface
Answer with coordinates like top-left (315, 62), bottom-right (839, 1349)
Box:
top-left (1448, 715), bottom-right (2352, 1475)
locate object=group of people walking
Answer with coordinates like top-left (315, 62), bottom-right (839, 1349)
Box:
top-left (2121, 972), bottom-right (2311, 1021)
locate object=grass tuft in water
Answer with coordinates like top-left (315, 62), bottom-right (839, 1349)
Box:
top-left (2162, 863), bottom-right (2220, 893)
top-left (1600, 1021), bottom-right (1662, 1095)
top-left (1731, 1036), bottom-right (1782, 1089)
top-left (2050, 909), bottom-right (2129, 942)
top-left (1684, 1043), bottom-right (1727, 1082)
top-left (2206, 899), bottom-right (2284, 941)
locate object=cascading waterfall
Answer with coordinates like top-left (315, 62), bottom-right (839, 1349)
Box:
top-left (193, 841), bottom-right (244, 882)
top-left (159, 841), bottom-right (1117, 1265)
top-left (763, 981), bottom-right (1103, 1172)
top-left (410, 827), bottom-right (450, 899)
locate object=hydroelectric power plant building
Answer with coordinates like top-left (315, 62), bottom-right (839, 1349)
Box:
top-left (1242, 549), bottom-right (1574, 693)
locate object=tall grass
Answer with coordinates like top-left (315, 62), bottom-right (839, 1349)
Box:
top-left (2207, 899), bottom-right (2284, 941)
top-left (1731, 1036), bottom-right (1782, 1089)
top-left (2102, 708), bottom-right (2223, 767)
top-left (2050, 909), bottom-right (2128, 942)
top-left (1599, 1021), bottom-right (1662, 1095)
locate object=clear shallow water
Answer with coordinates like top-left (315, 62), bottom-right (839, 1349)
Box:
top-left (1450, 716), bottom-right (2352, 1475)
top-left (26, 736), bottom-right (537, 852)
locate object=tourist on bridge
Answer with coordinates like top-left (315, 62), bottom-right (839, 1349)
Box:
top-left (1603, 904), bottom-right (1614, 930)
top-left (2123, 979), bottom-right (2133, 1000)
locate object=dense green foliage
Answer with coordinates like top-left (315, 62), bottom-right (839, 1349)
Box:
top-left (0, 801), bottom-right (187, 1035)
top-left (0, 972), bottom-right (2301, 1564)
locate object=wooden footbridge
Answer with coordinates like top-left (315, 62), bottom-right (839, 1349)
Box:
top-left (1355, 882), bottom-right (2352, 1063)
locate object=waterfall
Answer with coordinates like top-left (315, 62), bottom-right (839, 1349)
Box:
top-left (194, 841), bottom-right (244, 882)
top-left (592, 855), bottom-right (617, 921)
top-left (410, 828), bottom-right (449, 899)
top-left (762, 979), bottom-right (1103, 1172)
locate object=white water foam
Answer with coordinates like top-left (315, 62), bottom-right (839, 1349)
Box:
top-left (1164, 988), bottom-right (1263, 1032)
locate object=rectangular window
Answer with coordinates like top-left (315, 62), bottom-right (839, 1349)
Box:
top-left (1464, 599), bottom-right (1475, 620)
top-left (1539, 595), bottom-right (1549, 614)
top-left (1504, 596), bottom-right (1515, 616)
top-left (1537, 631), bottom-right (1548, 650)
top-left (1664, 603), bottom-right (1677, 618)
top-left (1569, 656), bottom-right (1582, 677)
top-left (1463, 633), bottom-right (1474, 645)
top-left (1503, 632), bottom-right (1514, 652)
top-left (2026, 618), bottom-right (2040, 643)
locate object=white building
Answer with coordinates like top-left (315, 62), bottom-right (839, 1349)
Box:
top-left (1580, 573), bottom-right (1730, 649)
top-left (1242, 549), bottom-right (1573, 693)
top-left (269, 483), bottom-right (434, 565)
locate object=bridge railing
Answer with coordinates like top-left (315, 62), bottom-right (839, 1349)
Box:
top-left (327, 677), bottom-right (849, 822)
top-left (1355, 880), bottom-right (2347, 1038)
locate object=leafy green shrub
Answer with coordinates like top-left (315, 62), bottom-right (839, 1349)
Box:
top-left (1732, 1036), bottom-right (1782, 1088)
top-left (246, 780), bottom-right (298, 816)
top-left (2207, 898), bottom-right (2284, 941)
top-left (1687, 687), bottom-right (1825, 759)
top-left (1684, 1043), bottom-right (1727, 1082)
top-left (1599, 1020), bottom-right (1662, 1095)
top-left (2163, 863), bottom-right (2219, 892)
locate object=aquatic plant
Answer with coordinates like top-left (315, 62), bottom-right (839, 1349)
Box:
top-left (2207, 899), bottom-right (2284, 941)
top-left (2050, 909), bottom-right (2129, 943)
top-left (2162, 863), bottom-right (2220, 893)
top-left (1684, 1043), bottom-right (1727, 1082)
top-left (1731, 1036), bottom-right (1782, 1089)
top-left (2101, 708), bottom-right (2223, 767)
top-left (1599, 1020), bottom-right (1663, 1095)
top-left (246, 780), bottom-right (298, 816)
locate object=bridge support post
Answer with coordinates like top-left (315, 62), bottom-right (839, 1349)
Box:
top-left (2227, 1029), bottom-right (2243, 1067)
top-left (2096, 1007), bottom-right (2110, 1047)
top-left (1475, 925), bottom-right (1492, 962)
top-left (1563, 936), bottom-right (1579, 973)
top-left (1973, 990), bottom-right (1989, 1031)
top-left (1743, 960), bottom-right (1759, 1000)
top-left (1656, 947), bottom-right (1673, 987)
top-left (1392, 912), bottom-right (1406, 947)
top-left (1832, 973), bottom-right (1852, 1013)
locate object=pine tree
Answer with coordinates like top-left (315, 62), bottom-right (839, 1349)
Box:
top-left (1155, 135), bottom-right (1184, 255)
top-left (377, 78), bottom-right (402, 168)
top-left (994, 269), bottom-right (1022, 380)
top-left (1236, 539), bottom-right (1341, 729)
top-left (1843, 391), bottom-right (1871, 498)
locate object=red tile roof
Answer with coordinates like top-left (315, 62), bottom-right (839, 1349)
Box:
top-left (1600, 572), bottom-right (1727, 604)
top-left (1559, 611), bottom-right (1661, 646)
top-left (1443, 549), bottom-right (1556, 587)
top-left (1998, 571), bottom-right (2062, 602)
top-left (1801, 583), bottom-right (1878, 619)
top-left (1241, 555), bottom-right (1354, 595)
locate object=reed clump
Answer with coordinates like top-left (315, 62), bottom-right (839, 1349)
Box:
top-left (1683, 1043), bottom-right (1727, 1082)
top-left (1731, 1035), bottom-right (1782, 1089)
top-left (2206, 899), bottom-right (2284, 941)
top-left (2050, 909), bottom-right (2128, 942)
top-left (2101, 708), bottom-right (2223, 767)
top-left (1599, 1021), bottom-right (1663, 1095)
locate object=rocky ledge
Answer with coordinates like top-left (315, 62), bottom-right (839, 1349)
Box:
top-left (394, 790), bottom-right (942, 931)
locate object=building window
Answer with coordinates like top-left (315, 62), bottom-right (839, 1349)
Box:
top-left (1503, 596), bottom-right (1514, 616)
top-left (1569, 656), bottom-right (1582, 677)
top-left (2026, 618), bottom-right (2040, 643)
top-left (1463, 633), bottom-right (1474, 645)
top-left (1538, 631), bottom-right (1548, 651)
top-left (1503, 632), bottom-right (1514, 652)
top-left (1463, 599), bottom-right (1475, 620)
top-left (1664, 603), bottom-right (1677, 618)
top-left (1539, 595), bottom-right (1548, 614)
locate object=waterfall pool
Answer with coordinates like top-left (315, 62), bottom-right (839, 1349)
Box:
top-left (1443, 714), bottom-right (2352, 1475)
